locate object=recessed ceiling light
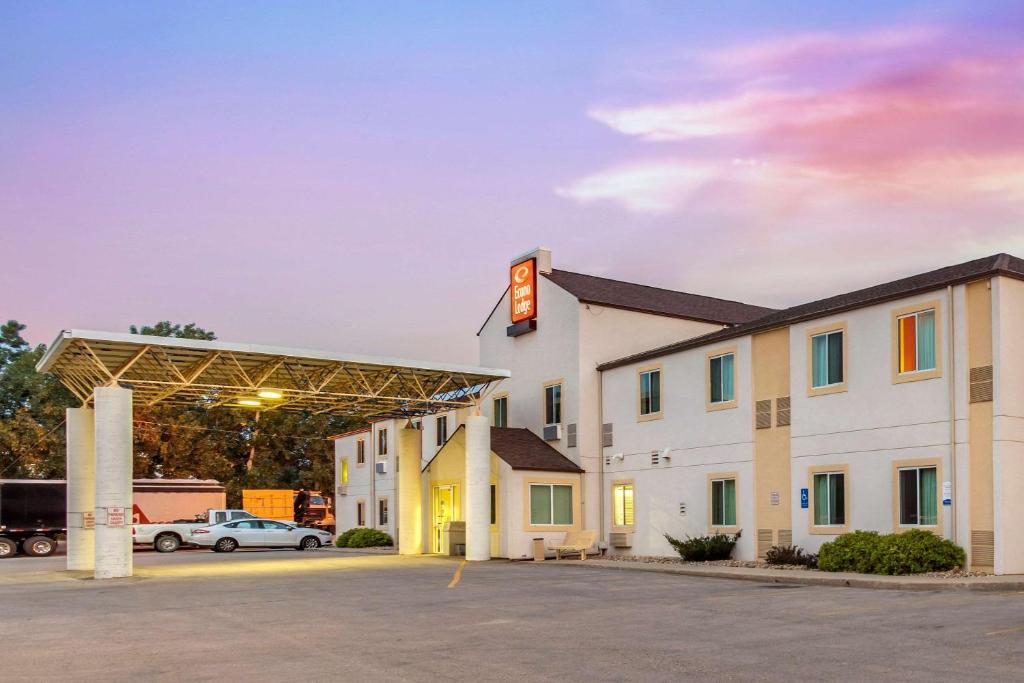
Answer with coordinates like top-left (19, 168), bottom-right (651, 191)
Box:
top-left (237, 399), bottom-right (262, 407)
top-left (257, 390), bottom-right (283, 399)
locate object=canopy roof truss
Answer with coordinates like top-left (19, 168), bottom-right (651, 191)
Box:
top-left (38, 330), bottom-right (509, 420)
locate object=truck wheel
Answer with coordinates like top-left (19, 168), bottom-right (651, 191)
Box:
top-left (154, 534), bottom-right (181, 553)
top-left (0, 538), bottom-right (17, 558)
top-left (214, 538), bottom-right (238, 553)
top-left (299, 536), bottom-right (320, 551)
top-left (22, 536), bottom-right (57, 557)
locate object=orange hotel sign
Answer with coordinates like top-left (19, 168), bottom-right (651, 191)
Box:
top-left (510, 258), bottom-right (537, 323)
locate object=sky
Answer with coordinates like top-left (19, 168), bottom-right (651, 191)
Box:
top-left (3, 1), bottom-right (1023, 363)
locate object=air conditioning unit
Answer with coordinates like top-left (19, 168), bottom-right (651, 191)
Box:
top-left (375, 461), bottom-right (387, 475)
top-left (609, 532), bottom-right (632, 548)
top-left (542, 424), bottom-right (562, 441)
top-left (336, 485), bottom-right (348, 497)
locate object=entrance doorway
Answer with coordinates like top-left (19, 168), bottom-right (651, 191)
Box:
top-left (432, 484), bottom-right (458, 553)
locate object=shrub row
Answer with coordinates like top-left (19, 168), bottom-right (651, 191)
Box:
top-left (764, 544), bottom-right (818, 568)
top-left (335, 527), bottom-right (394, 548)
top-left (817, 529), bottom-right (964, 575)
top-left (664, 530), bottom-right (741, 561)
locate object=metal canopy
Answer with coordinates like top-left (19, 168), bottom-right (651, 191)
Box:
top-left (37, 330), bottom-right (509, 419)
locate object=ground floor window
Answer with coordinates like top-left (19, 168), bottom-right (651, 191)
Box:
top-left (813, 472), bottom-right (845, 526)
top-left (490, 484), bottom-right (497, 525)
top-left (529, 484), bottom-right (572, 525)
top-left (356, 500), bottom-right (366, 527)
top-left (899, 466), bottom-right (937, 526)
top-left (378, 497), bottom-right (389, 526)
top-left (612, 482), bottom-right (634, 527)
top-left (710, 478), bottom-right (736, 527)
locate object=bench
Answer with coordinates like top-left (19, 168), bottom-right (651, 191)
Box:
top-left (550, 530), bottom-right (597, 560)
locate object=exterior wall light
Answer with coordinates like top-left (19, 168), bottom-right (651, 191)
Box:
top-left (237, 399), bottom-right (262, 407)
top-left (257, 390), bottom-right (283, 399)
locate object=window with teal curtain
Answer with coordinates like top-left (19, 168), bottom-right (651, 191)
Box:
top-left (813, 473), bottom-right (830, 524)
top-left (640, 370), bottom-right (661, 415)
top-left (722, 478), bottom-right (736, 525)
top-left (811, 334), bottom-right (829, 388)
top-left (530, 485), bottom-right (551, 525)
top-left (552, 485), bottom-right (573, 525)
top-left (650, 370), bottom-right (661, 413)
top-left (919, 467), bottom-right (937, 525)
top-left (917, 310), bottom-right (936, 371)
top-left (721, 354), bottom-right (735, 402)
top-left (712, 479), bottom-right (736, 525)
top-left (710, 356), bottom-right (723, 403)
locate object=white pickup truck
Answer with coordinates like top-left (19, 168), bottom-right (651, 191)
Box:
top-left (133, 509), bottom-right (259, 553)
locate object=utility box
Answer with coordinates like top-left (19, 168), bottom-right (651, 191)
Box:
top-left (442, 521), bottom-right (466, 556)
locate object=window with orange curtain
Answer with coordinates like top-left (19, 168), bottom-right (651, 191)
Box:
top-left (899, 315), bottom-right (917, 372)
top-left (898, 309), bottom-right (936, 374)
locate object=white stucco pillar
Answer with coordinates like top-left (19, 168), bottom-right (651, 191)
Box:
top-left (93, 386), bottom-right (133, 579)
top-left (397, 425), bottom-right (423, 555)
top-left (66, 407), bottom-right (95, 571)
top-left (464, 414), bottom-right (490, 561)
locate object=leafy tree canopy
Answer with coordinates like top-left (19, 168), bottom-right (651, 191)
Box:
top-left (129, 321), bottom-right (216, 340)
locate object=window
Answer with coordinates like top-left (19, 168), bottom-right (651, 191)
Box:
top-left (709, 353), bottom-right (735, 405)
top-left (356, 440), bottom-right (365, 465)
top-left (233, 520), bottom-right (261, 529)
top-left (230, 511), bottom-right (255, 520)
top-left (436, 415), bottom-right (448, 447)
top-left (612, 483), bottom-right (634, 528)
top-left (378, 428), bottom-right (388, 456)
top-left (899, 466), bottom-right (937, 526)
top-left (378, 498), bottom-right (389, 526)
top-left (710, 478), bottom-right (736, 527)
top-left (544, 384), bottom-right (562, 426)
top-left (639, 369), bottom-right (661, 417)
top-left (811, 330), bottom-right (844, 388)
top-left (812, 472), bottom-right (845, 526)
top-left (897, 309), bottom-right (937, 374)
top-left (340, 458), bottom-right (349, 484)
top-left (493, 396), bottom-right (508, 428)
top-left (356, 501), bottom-right (366, 527)
top-left (529, 484), bottom-right (573, 525)
top-left (490, 484), bottom-right (497, 525)
top-left (262, 520), bottom-right (290, 530)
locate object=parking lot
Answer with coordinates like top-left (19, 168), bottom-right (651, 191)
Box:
top-left (2, 550), bottom-right (1023, 682)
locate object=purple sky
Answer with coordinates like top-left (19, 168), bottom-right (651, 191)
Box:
top-left (4, 2), bottom-right (1023, 363)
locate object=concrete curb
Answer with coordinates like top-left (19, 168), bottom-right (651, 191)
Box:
top-left (547, 559), bottom-right (1024, 592)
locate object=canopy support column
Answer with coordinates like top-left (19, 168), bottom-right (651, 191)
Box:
top-left (66, 407), bottom-right (95, 571)
top-left (94, 387), bottom-right (133, 579)
top-left (397, 425), bottom-right (423, 555)
top-left (465, 414), bottom-right (490, 561)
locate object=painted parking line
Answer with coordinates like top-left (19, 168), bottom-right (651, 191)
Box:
top-left (448, 560), bottom-right (466, 588)
top-left (986, 625), bottom-right (1024, 636)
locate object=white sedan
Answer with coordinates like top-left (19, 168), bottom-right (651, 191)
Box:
top-left (190, 518), bottom-right (333, 552)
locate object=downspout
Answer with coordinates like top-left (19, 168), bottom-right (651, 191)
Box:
top-left (597, 367), bottom-right (606, 543)
top-left (947, 285), bottom-right (957, 544)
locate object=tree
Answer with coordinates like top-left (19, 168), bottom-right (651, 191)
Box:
top-left (129, 321), bottom-right (216, 340)
top-left (0, 320), bottom-right (76, 478)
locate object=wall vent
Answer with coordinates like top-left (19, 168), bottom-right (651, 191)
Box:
top-left (678, 502), bottom-right (686, 516)
top-left (566, 423), bottom-right (578, 448)
top-left (971, 529), bottom-right (995, 567)
top-left (755, 400), bottom-right (772, 429)
top-left (602, 423), bottom-right (614, 448)
top-left (970, 365), bottom-right (994, 403)
top-left (775, 397), bottom-right (792, 427)
top-left (650, 450), bottom-right (660, 466)
top-left (757, 529), bottom-right (773, 558)
top-left (778, 529), bottom-right (793, 547)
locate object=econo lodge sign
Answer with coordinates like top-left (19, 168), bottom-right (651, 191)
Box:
top-left (510, 258), bottom-right (537, 323)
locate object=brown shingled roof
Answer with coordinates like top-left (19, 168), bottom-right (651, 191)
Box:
top-left (423, 426), bottom-right (583, 473)
top-left (598, 253), bottom-right (1024, 371)
top-left (543, 269), bottom-right (776, 325)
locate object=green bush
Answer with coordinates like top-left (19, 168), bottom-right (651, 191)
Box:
top-left (664, 530), bottom-right (741, 561)
top-left (818, 529), bottom-right (965, 575)
top-left (335, 527), bottom-right (393, 548)
top-left (764, 544), bottom-right (818, 568)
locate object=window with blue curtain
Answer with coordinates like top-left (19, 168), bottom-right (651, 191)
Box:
top-left (639, 369), bottom-right (661, 415)
top-left (811, 330), bottom-right (844, 388)
top-left (711, 478), bottom-right (736, 526)
top-left (710, 353), bottom-right (735, 404)
top-left (916, 310), bottom-right (936, 371)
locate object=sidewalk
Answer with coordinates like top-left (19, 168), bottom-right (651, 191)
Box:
top-left (546, 558), bottom-right (1024, 592)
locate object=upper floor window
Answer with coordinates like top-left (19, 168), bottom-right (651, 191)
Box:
top-left (493, 396), bottom-right (508, 428)
top-left (377, 428), bottom-right (388, 456)
top-left (897, 309), bottom-right (937, 374)
top-left (638, 369), bottom-right (661, 417)
top-left (356, 440), bottom-right (365, 465)
top-left (811, 330), bottom-right (844, 389)
top-left (544, 384), bottom-right (562, 426)
top-left (436, 415), bottom-right (448, 447)
top-left (709, 353), bottom-right (735, 405)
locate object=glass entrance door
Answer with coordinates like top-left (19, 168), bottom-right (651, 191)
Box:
top-left (432, 485), bottom-right (456, 553)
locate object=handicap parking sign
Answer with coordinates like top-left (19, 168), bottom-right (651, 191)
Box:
top-left (800, 488), bottom-right (809, 509)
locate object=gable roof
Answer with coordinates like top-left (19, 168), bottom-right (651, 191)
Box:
top-left (543, 269), bottom-right (776, 325)
top-left (598, 253), bottom-right (1024, 371)
top-left (423, 425), bottom-right (584, 473)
